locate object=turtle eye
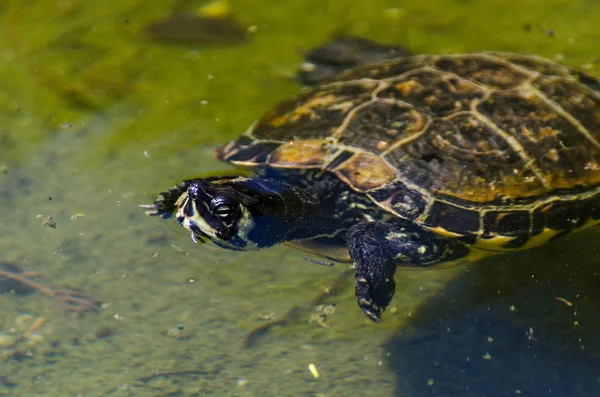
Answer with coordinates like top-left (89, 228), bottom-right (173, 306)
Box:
top-left (214, 204), bottom-right (236, 219)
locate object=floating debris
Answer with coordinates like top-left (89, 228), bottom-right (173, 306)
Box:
top-left (258, 312), bottom-right (276, 321)
top-left (41, 215), bottom-right (57, 229)
top-left (309, 312), bottom-right (329, 328)
top-left (303, 256), bottom-right (334, 267)
top-left (310, 304), bottom-right (337, 328)
top-left (308, 363), bottom-right (320, 378)
top-left (528, 327), bottom-right (537, 341)
top-left (0, 313), bottom-right (52, 362)
top-left (70, 212), bottom-right (85, 221)
top-left (555, 296), bottom-right (573, 307)
top-left (167, 324), bottom-right (188, 339)
top-left (243, 269), bottom-right (352, 348)
top-left (171, 244), bottom-right (186, 253)
top-left (314, 304), bottom-right (336, 316)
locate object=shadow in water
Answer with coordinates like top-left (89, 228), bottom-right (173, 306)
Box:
top-left (386, 231), bottom-right (600, 397)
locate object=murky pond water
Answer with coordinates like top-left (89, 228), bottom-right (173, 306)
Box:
top-left (1, 1), bottom-right (599, 396)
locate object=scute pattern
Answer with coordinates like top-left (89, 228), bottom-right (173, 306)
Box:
top-left (385, 114), bottom-right (544, 202)
top-left (218, 52), bottom-right (600, 242)
top-left (500, 53), bottom-right (572, 78)
top-left (330, 56), bottom-right (430, 81)
top-left (532, 76), bottom-right (600, 142)
top-left (253, 81), bottom-right (378, 141)
top-left (433, 55), bottom-right (531, 89)
top-left (340, 101), bottom-right (426, 153)
top-left (478, 90), bottom-right (600, 190)
top-left (368, 180), bottom-right (428, 220)
top-left (378, 70), bottom-right (486, 116)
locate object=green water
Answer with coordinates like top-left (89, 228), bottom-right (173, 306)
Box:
top-left (1, 0), bottom-right (600, 396)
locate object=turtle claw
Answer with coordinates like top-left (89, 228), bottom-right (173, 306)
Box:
top-left (141, 181), bottom-right (195, 219)
top-left (139, 203), bottom-right (160, 216)
top-left (355, 276), bottom-right (395, 322)
top-left (139, 200), bottom-right (172, 218)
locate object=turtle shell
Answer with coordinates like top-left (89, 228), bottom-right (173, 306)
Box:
top-left (218, 53), bottom-right (600, 251)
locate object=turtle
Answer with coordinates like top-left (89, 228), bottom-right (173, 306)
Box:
top-left (142, 36), bottom-right (600, 322)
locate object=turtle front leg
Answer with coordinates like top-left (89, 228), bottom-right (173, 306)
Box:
top-left (348, 221), bottom-right (469, 321)
top-left (140, 180), bottom-right (195, 218)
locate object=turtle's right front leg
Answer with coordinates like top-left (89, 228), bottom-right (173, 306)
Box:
top-left (348, 222), bottom-right (397, 321)
top-left (348, 221), bottom-right (469, 321)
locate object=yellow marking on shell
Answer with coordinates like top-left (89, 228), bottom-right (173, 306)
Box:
top-left (269, 139), bottom-right (333, 168)
top-left (462, 247), bottom-right (500, 263)
top-left (334, 152), bottom-right (396, 192)
top-left (438, 247), bottom-right (499, 268)
top-left (579, 217), bottom-right (600, 231)
top-left (267, 94), bottom-right (339, 128)
top-left (428, 215), bottom-right (600, 256)
top-left (546, 148), bottom-right (560, 163)
top-left (471, 68), bottom-right (520, 87)
top-left (477, 215), bottom-right (600, 252)
top-left (394, 79), bottom-right (423, 95)
top-left (435, 171), bottom-right (545, 203)
top-left (521, 217), bottom-right (600, 250)
top-left (329, 100), bottom-right (356, 112)
top-left (472, 235), bottom-right (519, 251)
top-left (421, 226), bottom-right (465, 239)
top-left (376, 140), bottom-right (389, 150)
top-left (267, 107), bottom-right (315, 128)
top-left (518, 228), bottom-right (564, 250)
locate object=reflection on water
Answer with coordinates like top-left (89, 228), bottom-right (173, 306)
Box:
top-left (387, 232), bottom-right (600, 397)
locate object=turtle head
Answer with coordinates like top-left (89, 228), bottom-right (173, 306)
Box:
top-left (172, 177), bottom-right (286, 251)
top-left (143, 175), bottom-right (317, 250)
top-left (173, 178), bottom-right (255, 250)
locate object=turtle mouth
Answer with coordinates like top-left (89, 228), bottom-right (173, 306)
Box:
top-left (188, 222), bottom-right (210, 244)
top-left (176, 214), bottom-right (211, 244)
top-left (187, 220), bottom-right (247, 250)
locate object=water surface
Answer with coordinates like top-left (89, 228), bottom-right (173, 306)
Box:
top-left (0, 1), bottom-right (599, 395)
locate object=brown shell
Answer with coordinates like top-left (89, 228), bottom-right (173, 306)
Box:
top-left (217, 52), bottom-right (600, 249)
